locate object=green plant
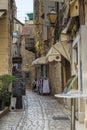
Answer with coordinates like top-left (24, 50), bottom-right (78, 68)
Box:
top-left (0, 89), bottom-right (10, 101)
top-left (0, 74), bottom-right (16, 102)
top-left (0, 74), bottom-right (16, 88)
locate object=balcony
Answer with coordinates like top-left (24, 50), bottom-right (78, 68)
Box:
top-left (25, 38), bottom-right (35, 52)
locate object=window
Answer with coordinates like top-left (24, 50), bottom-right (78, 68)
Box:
top-left (25, 38), bottom-right (34, 44)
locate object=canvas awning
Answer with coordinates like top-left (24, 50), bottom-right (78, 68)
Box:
top-left (0, 12), bottom-right (4, 17)
top-left (32, 56), bottom-right (47, 65)
top-left (61, 17), bottom-right (75, 34)
top-left (70, 0), bottom-right (77, 5)
top-left (46, 47), bottom-right (61, 62)
top-left (27, 13), bottom-right (33, 20)
top-left (53, 41), bottom-right (71, 62)
top-left (46, 41), bottom-right (71, 62)
top-left (70, 0), bottom-right (79, 17)
top-left (13, 38), bottom-right (17, 44)
top-left (0, 10), bottom-right (7, 17)
top-left (32, 58), bottom-right (39, 65)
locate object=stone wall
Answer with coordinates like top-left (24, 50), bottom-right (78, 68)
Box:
top-left (21, 37), bottom-right (35, 87)
top-left (0, 15), bottom-right (11, 75)
top-left (0, 0), bottom-right (8, 10)
top-left (49, 62), bottom-right (62, 95)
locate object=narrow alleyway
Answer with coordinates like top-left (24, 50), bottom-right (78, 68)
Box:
top-left (0, 90), bottom-right (70, 130)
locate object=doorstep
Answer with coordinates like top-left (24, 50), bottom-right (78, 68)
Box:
top-left (0, 107), bottom-right (9, 118)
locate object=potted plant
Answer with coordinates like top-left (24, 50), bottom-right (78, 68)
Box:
top-left (0, 74), bottom-right (16, 110)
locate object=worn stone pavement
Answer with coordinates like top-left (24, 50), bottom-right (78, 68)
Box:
top-left (0, 89), bottom-right (70, 130)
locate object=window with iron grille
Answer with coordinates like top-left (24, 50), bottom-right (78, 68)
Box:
top-left (25, 38), bottom-right (34, 45)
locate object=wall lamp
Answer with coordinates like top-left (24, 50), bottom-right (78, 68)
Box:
top-left (47, 9), bottom-right (59, 43)
top-left (47, 9), bottom-right (58, 27)
top-left (47, 7), bottom-right (68, 42)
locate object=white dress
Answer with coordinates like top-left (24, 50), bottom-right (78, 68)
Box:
top-left (43, 79), bottom-right (50, 93)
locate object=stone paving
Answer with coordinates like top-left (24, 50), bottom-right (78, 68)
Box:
top-left (0, 90), bottom-right (70, 130)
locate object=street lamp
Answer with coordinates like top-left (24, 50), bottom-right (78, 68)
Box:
top-left (47, 9), bottom-right (58, 26)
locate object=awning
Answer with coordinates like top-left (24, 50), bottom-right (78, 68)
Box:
top-left (13, 38), bottom-right (17, 44)
top-left (70, 0), bottom-right (77, 5)
top-left (67, 76), bottom-right (78, 92)
top-left (0, 10), bottom-right (7, 17)
top-left (0, 12), bottom-right (4, 17)
top-left (46, 47), bottom-right (61, 62)
top-left (27, 13), bottom-right (33, 20)
top-left (61, 17), bottom-right (75, 34)
top-left (32, 58), bottom-right (39, 65)
top-left (53, 41), bottom-right (71, 62)
top-left (63, 0), bottom-right (69, 23)
top-left (32, 56), bottom-right (48, 65)
top-left (70, 0), bottom-right (79, 17)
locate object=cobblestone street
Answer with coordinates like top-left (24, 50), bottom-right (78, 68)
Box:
top-left (0, 90), bottom-right (70, 130)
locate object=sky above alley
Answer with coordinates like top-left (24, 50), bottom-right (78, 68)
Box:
top-left (15, 0), bottom-right (33, 23)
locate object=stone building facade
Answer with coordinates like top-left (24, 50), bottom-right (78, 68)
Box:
top-left (21, 22), bottom-right (35, 87)
top-left (12, 18), bottom-right (24, 73)
top-left (53, 0), bottom-right (87, 129)
top-left (0, 0), bottom-right (15, 75)
top-left (33, 0), bottom-right (68, 95)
